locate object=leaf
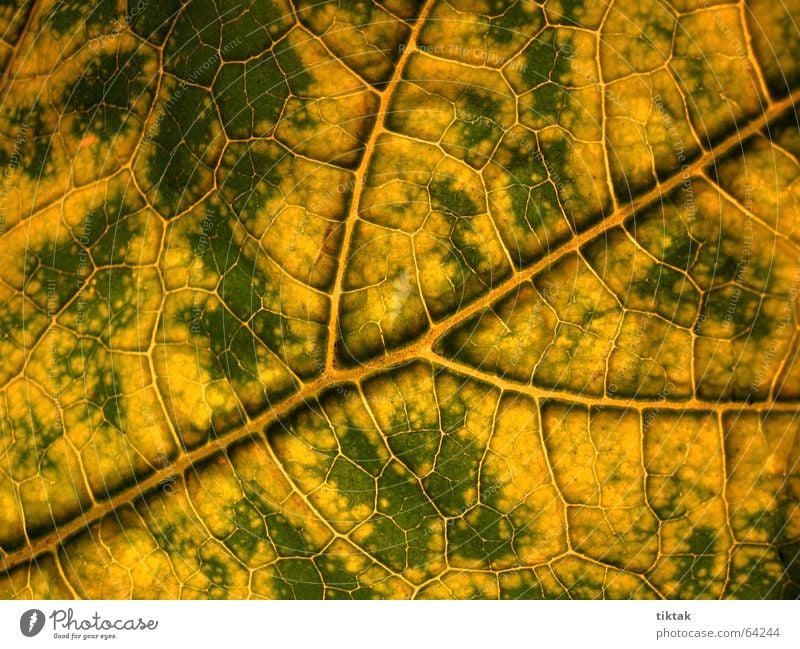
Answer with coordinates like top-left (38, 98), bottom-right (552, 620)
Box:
top-left (0, 0), bottom-right (799, 599)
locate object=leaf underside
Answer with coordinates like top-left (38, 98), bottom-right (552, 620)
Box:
top-left (0, 0), bottom-right (799, 600)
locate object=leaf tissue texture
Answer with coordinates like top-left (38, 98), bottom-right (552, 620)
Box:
top-left (0, 0), bottom-right (799, 600)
